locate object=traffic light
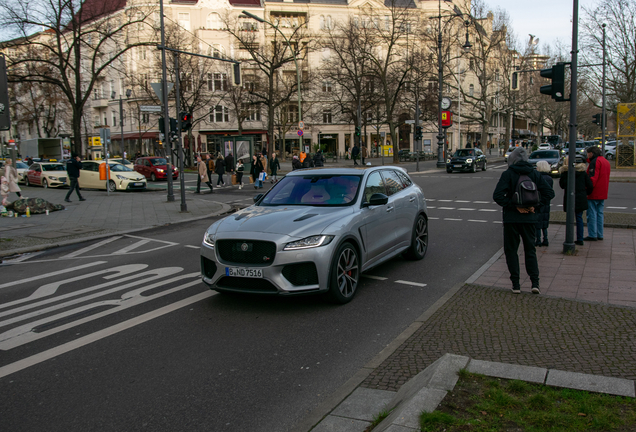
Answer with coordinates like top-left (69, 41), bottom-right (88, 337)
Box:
top-left (511, 71), bottom-right (519, 91)
top-left (592, 113), bottom-right (601, 125)
top-left (180, 112), bottom-right (193, 131)
top-left (159, 117), bottom-right (165, 134)
top-left (355, 126), bottom-right (361, 137)
top-left (232, 63), bottom-right (241, 86)
top-left (170, 117), bottom-right (178, 134)
top-left (415, 126), bottom-right (423, 141)
top-left (540, 62), bottom-right (566, 101)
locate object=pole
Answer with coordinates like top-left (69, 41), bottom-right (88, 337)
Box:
top-left (173, 55), bottom-right (187, 212)
top-left (119, 96), bottom-right (124, 160)
top-left (415, 90), bottom-right (420, 172)
top-left (159, 0), bottom-right (174, 202)
top-left (564, 0), bottom-right (580, 255)
top-left (601, 23), bottom-right (606, 156)
top-left (436, 0), bottom-right (445, 168)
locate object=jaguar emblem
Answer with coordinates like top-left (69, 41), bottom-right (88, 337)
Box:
top-left (241, 243), bottom-right (249, 252)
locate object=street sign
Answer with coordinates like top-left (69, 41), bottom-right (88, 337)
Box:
top-left (442, 111), bottom-right (453, 128)
top-left (405, 120), bottom-right (415, 124)
top-left (298, 121), bottom-right (305, 130)
top-left (140, 105), bottom-right (162, 113)
top-left (297, 130), bottom-right (304, 136)
top-left (150, 82), bottom-right (174, 102)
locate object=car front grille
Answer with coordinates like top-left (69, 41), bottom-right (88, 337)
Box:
top-left (215, 276), bottom-right (278, 293)
top-left (217, 240), bottom-right (276, 265)
top-left (282, 262), bottom-right (319, 286)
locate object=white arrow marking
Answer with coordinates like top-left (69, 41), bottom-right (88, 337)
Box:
top-left (0, 262), bottom-right (106, 290)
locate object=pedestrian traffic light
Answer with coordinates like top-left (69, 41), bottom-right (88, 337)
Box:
top-left (415, 126), bottom-right (423, 141)
top-left (180, 112), bottom-right (193, 131)
top-left (592, 113), bottom-right (601, 125)
top-left (540, 62), bottom-right (566, 101)
top-left (170, 117), bottom-right (178, 134)
top-left (355, 126), bottom-right (361, 137)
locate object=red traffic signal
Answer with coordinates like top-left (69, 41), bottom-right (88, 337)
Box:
top-left (180, 112), bottom-right (193, 131)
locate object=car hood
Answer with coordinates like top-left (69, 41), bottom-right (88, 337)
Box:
top-left (216, 205), bottom-right (354, 238)
top-left (530, 157), bottom-right (560, 165)
top-left (115, 172), bottom-right (146, 181)
top-left (450, 155), bottom-right (475, 161)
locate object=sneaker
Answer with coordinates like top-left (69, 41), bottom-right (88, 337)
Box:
top-left (532, 286), bottom-right (541, 294)
top-left (511, 286), bottom-right (521, 294)
top-left (79, 198), bottom-right (86, 201)
top-left (575, 240), bottom-right (584, 246)
top-left (64, 199), bottom-right (71, 203)
top-left (542, 240), bottom-right (549, 247)
top-left (583, 236), bottom-right (597, 241)
top-left (598, 237), bottom-right (603, 240)
top-left (535, 241), bottom-right (542, 247)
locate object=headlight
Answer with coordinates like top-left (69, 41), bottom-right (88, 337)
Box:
top-left (466, 158), bottom-right (473, 163)
top-left (157, 169), bottom-right (164, 173)
top-left (116, 175), bottom-right (127, 180)
top-left (284, 235), bottom-right (334, 250)
top-left (446, 159), bottom-right (450, 163)
top-left (49, 176), bottom-right (58, 180)
top-left (550, 163), bottom-right (558, 169)
top-left (203, 231), bottom-right (215, 247)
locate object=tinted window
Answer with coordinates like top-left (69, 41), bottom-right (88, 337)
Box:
top-left (109, 163), bottom-right (132, 172)
top-left (382, 170), bottom-right (404, 196)
top-left (364, 171), bottom-right (386, 203)
top-left (16, 162), bottom-right (29, 169)
top-left (530, 151), bottom-right (559, 159)
top-left (150, 158), bottom-right (167, 166)
top-left (395, 170), bottom-right (412, 188)
top-left (42, 164), bottom-right (65, 171)
top-left (261, 175), bottom-right (361, 206)
top-left (455, 149), bottom-right (475, 157)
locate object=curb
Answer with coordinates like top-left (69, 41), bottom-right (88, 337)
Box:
top-left (0, 202), bottom-right (233, 258)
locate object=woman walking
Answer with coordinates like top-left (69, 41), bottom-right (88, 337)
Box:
top-left (269, 153), bottom-right (280, 183)
top-left (534, 160), bottom-right (554, 246)
top-left (215, 153), bottom-right (226, 187)
top-left (251, 153), bottom-right (265, 189)
top-left (236, 159), bottom-right (244, 189)
top-left (2, 158), bottom-right (23, 202)
top-left (559, 156), bottom-right (593, 246)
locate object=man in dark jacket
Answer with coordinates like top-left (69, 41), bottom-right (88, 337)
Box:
top-left (493, 147), bottom-right (555, 294)
top-left (64, 153), bottom-right (85, 203)
top-left (313, 150), bottom-right (325, 167)
top-left (224, 152), bottom-right (234, 186)
top-left (351, 144), bottom-right (360, 165)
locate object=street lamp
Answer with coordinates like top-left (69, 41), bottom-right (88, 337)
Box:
top-left (435, 0), bottom-right (472, 168)
top-left (242, 10), bottom-right (303, 154)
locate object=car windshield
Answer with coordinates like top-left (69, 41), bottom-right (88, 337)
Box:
top-left (150, 158), bottom-right (167, 166)
top-left (42, 164), bottom-right (65, 171)
top-left (260, 174), bottom-right (362, 206)
top-left (530, 151), bottom-right (559, 159)
top-left (454, 149), bottom-right (475, 157)
top-left (16, 162), bottom-right (29, 169)
top-left (108, 163), bottom-right (133, 172)
top-left (114, 159), bottom-right (132, 165)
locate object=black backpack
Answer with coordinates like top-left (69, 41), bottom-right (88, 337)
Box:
top-left (512, 173), bottom-right (541, 207)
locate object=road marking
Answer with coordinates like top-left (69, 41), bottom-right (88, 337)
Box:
top-left (438, 199), bottom-right (452, 202)
top-left (494, 221), bottom-right (502, 224)
top-left (468, 219), bottom-right (488, 223)
top-left (607, 206), bottom-right (627, 209)
top-left (0, 262), bottom-right (106, 289)
top-left (0, 290), bottom-right (215, 379)
top-left (429, 217), bottom-right (439, 220)
top-left (362, 275), bottom-right (388, 281)
top-left (112, 239), bottom-right (152, 254)
top-left (438, 207), bottom-right (455, 210)
top-left (473, 201), bottom-right (490, 204)
top-left (61, 237), bottom-right (122, 259)
top-left (427, 206), bottom-right (437, 209)
top-left (455, 200), bottom-right (470, 203)
top-left (443, 218), bottom-right (462, 221)
top-left (425, 199), bottom-right (436, 201)
top-left (478, 209), bottom-right (497, 212)
top-left (2, 252), bottom-right (45, 263)
top-left (458, 208), bottom-right (476, 211)
top-left (395, 280), bottom-right (427, 287)
top-left (185, 245), bottom-right (200, 249)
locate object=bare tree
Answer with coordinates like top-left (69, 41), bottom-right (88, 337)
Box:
top-left (9, 78), bottom-right (70, 138)
top-left (0, 0), bottom-right (156, 154)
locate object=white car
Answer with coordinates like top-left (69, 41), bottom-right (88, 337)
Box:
top-left (108, 158), bottom-right (134, 170)
top-left (78, 161), bottom-right (147, 192)
top-left (538, 143), bottom-right (551, 150)
top-left (15, 161), bottom-right (29, 184)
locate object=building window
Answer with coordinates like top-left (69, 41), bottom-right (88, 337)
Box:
top-left (112, 111), bottom-right (117, 127)
top-left (323, 109), bottom-right (332, 124)
top-left (206, 13), bottom-right (223, 30)
top-left (209, 73), bottom-right (227, 91)
top-left (242, 103), bottom-right (261, 121)
top-left (142, 113), bottom-right (149, 124)
top-left (320, 15), bottom-right (332, 30)
top-left (469, 84), bottom-right (474, 97)
top-left (321, 47), bottom-right (331, 62)
top-left (178, 13), bottom-right (190, 31)
top-left (103, 115), bottom-right (108, 126)
top-left (214, 106), bottom-right (229, 123)
top-left (322, 81), bottom-right (332, 92)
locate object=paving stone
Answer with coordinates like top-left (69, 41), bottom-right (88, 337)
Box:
top-left (391, 388), bottom-right (448, 429)
top-left (310, 415), bottom-right (371, 432)
top-left (467, 360), bottom-right (547, 383)
top-left (331, 387), bottom-right (395, 421)
top-left (546, 369), bottom-right (636, 397)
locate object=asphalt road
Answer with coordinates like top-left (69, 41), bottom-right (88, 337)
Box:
top-left (0, 160), bottom-right (604, 432)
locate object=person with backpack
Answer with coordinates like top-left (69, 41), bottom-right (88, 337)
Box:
top-left (313, 149), bottom-right (325, 167)
top-left (559, 156), bottom-right (594, 246)
top-left (534, 160), bottom-right (554, 247)
top-left (493, 147), bottom-right (555, 294)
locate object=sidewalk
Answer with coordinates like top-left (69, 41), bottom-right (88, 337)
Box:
top-left (300, 224), bottom-right (636, 431)
top-left (0, 186), bottom-right (229, 257)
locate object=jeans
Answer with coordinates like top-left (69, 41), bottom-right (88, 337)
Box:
top-left (575, 211), bottom-right (584, 241)
top-left (256, 179), bottom-right (263, 188)
top-left (503, 223), bottom-right (539, 287)
top-left (535, 227), bottom-right (548, 242)
top-left (65, 177), bottom-right (82, 200)
top-left (587, 199), bottom-right (605, 239)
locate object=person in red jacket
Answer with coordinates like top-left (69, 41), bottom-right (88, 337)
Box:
top-left (585, 146), bottom-right (611, 241)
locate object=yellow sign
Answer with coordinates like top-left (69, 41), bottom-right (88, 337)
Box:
top-left (88, 137), bottom-right (102, 146)
top-left (617, 103), bottom-right (636, 137)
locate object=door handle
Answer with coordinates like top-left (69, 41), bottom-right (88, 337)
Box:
top-left (386, 206), bottom-right (394, 212)
top-left (409, 197), bottom-right (416, 202)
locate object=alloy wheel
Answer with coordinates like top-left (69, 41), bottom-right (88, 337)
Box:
top-left (336, 246), bottom-right (359, 298)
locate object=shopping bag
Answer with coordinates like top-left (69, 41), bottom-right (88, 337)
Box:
top-left (259, 172), bottom-right (267, 182)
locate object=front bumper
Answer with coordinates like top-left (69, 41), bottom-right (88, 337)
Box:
top-left (200, 232), bottom-right (337, 296)
top-left (446, 161), bottom-right (474, 171)
top-left (44, 176), bottom-right (68, 188)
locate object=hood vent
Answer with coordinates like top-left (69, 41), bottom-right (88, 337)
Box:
top-left (293, 213), bottom-right (318, 222)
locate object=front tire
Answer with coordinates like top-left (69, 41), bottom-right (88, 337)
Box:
top-left (25, 177), bottom-right (30, 187)
top-left (42, 178), bottom-right (48, 188)
top-left (150, 173), bottom-right (157, 182)
top-left (471, 163), bottom-right (477, 173)
top-left (108, 180), bottom-right (116, 192)
top-left (404, 214), bottom-right (428, 260)
top-left (327, 242), bottom-right (360, 304)
top-left (482, 161), bottom-right (487, 171)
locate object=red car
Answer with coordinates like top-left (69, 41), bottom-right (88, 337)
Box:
top-left (134, 157), bottom-right (179, 182)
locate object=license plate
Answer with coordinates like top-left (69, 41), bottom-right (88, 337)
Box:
top-left (226, 267), bottom-right (263, 278)
top-left (454, 164), bottom-right (463, 168)
top-left (133, 182), bottom-right (143, 186)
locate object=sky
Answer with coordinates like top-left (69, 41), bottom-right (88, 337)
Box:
top-left (485, 0), bottom-right (597, 50)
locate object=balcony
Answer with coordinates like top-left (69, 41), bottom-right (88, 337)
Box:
top-left (92, 97), bottom-right (110, 109)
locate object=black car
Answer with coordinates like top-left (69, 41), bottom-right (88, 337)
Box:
top-left (528, 150), bottom-right (561, 176)
top-left (446, 148), bottom-right (487, 173)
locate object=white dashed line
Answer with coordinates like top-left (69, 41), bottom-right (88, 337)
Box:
top-left (185, 245), bottom-right (200, 249)
top-left (444, 218), bottom-right (462, 221)
top-left (427, 206), bottom-right (437, 209)
top-left (429, 217), bottom-right (440, 220)
top-left (478, 209), bottom-right (497, 212)
top-left (456, 200), bottom-right (470, 203)
top-left (467, 219), bottom-right (488, 223)
top-left (473, 201), bottom-right (490, 204)
top-left (395, 280), bottom-right (427, 287)
top-left (362, 275), bottom-right (388, 281)
top-left (458, 208), bottom-right (476, 211)
top-left (607, 206), bottom-right (627, 209)
top-left (438, 207), bottom-right (456, 210)
top-left (438, 199), bottom-right (453, 202)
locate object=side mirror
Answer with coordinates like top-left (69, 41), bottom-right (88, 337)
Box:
top-left (363, 193), bottom-right (388, 207)
top-left (253, 193), bottom-right (264, 203)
